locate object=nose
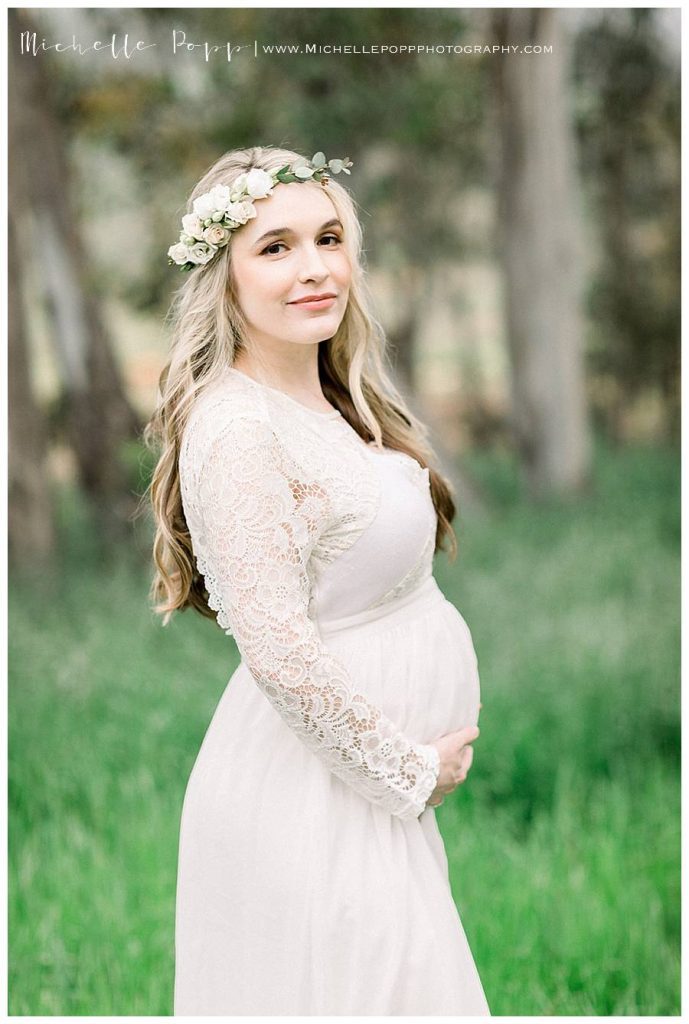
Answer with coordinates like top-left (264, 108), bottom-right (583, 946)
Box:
top-left (297, 242), bottom-right (330, 283)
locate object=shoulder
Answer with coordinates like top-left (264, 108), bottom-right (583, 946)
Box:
top-left (180, 371), bottom-right (323, 492)
top-left (181, 372), bottom-right (271, 461)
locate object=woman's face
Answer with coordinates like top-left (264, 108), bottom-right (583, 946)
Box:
top-left (229, 181), bottom-right (352, 355)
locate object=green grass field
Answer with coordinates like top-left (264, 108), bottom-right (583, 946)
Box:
top-left (9, 439), bottom-right (680, 1015)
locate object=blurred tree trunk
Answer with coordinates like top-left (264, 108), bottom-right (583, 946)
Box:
top-left (388, 264), bottom-right (486, 512)
top-left (8, 209), bottom-right (57, 569)
top-left (10, 9), bottom-right (142, 539)
top-left (492, 9), bottom-right (592, 498)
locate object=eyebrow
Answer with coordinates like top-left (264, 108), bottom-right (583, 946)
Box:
top-left (251, 218), bottom-right (344, 249)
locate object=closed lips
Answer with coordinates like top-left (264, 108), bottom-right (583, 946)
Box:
top-left (289, 293), bottom-right (336, 303)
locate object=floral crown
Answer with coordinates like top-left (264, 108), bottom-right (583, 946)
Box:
top-left (167, 151), bottom-right (353, 272)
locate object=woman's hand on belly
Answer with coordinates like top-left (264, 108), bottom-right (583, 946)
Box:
top-left (425, 724), bottom-right (480, 809)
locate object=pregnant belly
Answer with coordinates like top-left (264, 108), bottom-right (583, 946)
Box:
top-left (322, 595), bottom-right (482, 745)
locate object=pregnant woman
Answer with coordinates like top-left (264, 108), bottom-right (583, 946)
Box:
top-left (144, 145), bottom-right (490, 1015)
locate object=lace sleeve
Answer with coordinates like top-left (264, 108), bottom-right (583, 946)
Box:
top-left (191, 413), bottom-right (440, 821)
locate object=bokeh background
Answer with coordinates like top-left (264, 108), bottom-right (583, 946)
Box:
top-left (8, 6), bottom-right (680, 1015)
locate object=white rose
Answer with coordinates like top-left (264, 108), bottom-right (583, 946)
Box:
top-left (188, 241), bottom-right (218, 265)
top-left (225, 200), bottom-right (257, 227)
top-left (231, 173), bottom-right (247, 198)
top-left (203, 224), bottom-right (232, 246)
top-left (181, 213), bottom-right (204, 240)
top-left (168, 242), bottom-right (191, 265)
top-left (192, 184), bottom-right (231, 220)
top-left (244, 168), bottom-right (275, 199)
top-left (208, 183), bottom-right (231, 209)
top-left (192, 191), bottom-right (216, 220)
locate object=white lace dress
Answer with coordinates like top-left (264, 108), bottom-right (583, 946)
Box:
top-left (173, 367), bottom-right (490, 1016)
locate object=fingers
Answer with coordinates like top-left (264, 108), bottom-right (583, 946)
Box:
top-left (455, 744), bottom-right (474, 785)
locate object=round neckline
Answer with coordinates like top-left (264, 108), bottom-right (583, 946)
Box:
top-left (227, 367), bottom-right (342, 419)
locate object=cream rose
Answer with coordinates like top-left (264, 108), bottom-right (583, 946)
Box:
top-left (203, 224), bottom-right (231, 246)
top-left (225, 201), bottom-right (257, 227)
top-left (188, 242), bottom-right (218, 265)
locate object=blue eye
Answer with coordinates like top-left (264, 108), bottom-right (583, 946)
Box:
top-left (261, 234), bottom-right (342, 256)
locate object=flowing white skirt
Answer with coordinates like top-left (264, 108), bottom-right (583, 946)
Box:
top-left (173, 576), bottom-right (490, 1015)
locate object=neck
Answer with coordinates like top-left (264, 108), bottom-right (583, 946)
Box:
top-left (232, 345), bottom-right (325, 400)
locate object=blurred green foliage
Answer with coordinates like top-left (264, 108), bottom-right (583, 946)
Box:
top-left (573, 10), bottom-right (680, 437)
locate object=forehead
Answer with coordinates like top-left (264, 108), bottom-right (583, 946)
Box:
top-left (234, 181), bottom-right (339, 248)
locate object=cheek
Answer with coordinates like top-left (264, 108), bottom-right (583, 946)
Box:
top-left (333, 250), bottom-right (352, 284)
top-left (235, 265), bottom-right (288, 307)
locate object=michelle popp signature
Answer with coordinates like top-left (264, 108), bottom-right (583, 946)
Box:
top-left (19, 29), bottom-right (252, 62)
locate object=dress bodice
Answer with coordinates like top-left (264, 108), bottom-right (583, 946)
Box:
top-left (181, 367), bottom-right (438, 624)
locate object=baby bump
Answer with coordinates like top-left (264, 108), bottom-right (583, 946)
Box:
top-left (323, 596), bottom-right (482, 745)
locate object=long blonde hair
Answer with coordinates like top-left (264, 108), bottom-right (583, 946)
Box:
top-left (141, 145), bottom-right (457, 625)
